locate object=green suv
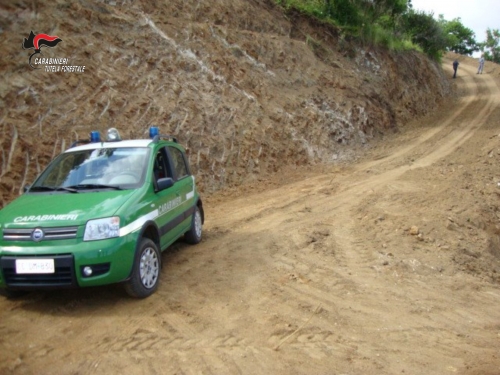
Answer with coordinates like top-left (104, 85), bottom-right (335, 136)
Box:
top-left (0, 127), bottom-right (204, 298)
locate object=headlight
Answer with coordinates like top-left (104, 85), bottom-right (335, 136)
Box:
top-left (84, 217), bottom-right (120, 241)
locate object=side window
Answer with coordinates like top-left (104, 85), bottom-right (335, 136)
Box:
top-left (153, 149), bottom-right (169, 182)
top-left (168, 146), bottom-right (189, 180)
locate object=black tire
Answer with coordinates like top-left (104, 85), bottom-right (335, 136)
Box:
top-left (124, 238), bottom-right (161, 298)
top-left (185, 206), bottom-right (202, 244)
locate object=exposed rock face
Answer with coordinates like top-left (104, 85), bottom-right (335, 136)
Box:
top-left (0, 0), bottom-right (451, 206)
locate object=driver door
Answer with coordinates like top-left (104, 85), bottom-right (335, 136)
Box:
top-left (152, 147), bottom-right (180, 250)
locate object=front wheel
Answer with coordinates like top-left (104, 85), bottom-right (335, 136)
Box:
top-left (184, 206), bottom-right (202, 244)
top-left (124, 238), bottom-right (161, 298)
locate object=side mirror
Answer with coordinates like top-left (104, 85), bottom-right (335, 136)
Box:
top-left (156, 177), bottom-right (174, 191)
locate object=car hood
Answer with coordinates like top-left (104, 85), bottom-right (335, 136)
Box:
top-left (0, 190), bottom-right (138, 229)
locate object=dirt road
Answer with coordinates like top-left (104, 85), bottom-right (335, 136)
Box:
top-left (1, 56), bottom-right (500, 375)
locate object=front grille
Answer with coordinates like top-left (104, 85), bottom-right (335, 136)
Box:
top-left (1, 255), bottom-right (76, 287)
top-left (2, 227), bottom-right (78, 241)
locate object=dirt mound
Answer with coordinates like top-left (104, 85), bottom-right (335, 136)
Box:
top-left (0, 0), bottom-right (451, 206)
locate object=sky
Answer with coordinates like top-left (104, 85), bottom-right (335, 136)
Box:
top-left (410, 0), bottom-right (499, 44)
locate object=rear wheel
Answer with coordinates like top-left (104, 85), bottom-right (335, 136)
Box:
top-left (185, 206), bottom-right (202, 244)
top-left (124, 238), bottom-right (161, 298)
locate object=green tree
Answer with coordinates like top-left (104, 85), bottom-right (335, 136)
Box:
top-left (325, 0), bottom-right (362, 27)
top-left (439, 16), bottom-right (479, 55)
top-left (279, 0), bottom-right (470, 60)
top-left (325, 0), bottom-right (409, 27)
top-left (401, 9), bottom-right (447, 60)
top-left (365, 0), bottom-right (409, 20)
top-left (482, 28), bottom-right (500, 63)
top-left (364, 0), bottom-right (409, 32)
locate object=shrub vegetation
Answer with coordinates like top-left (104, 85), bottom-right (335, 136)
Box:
top-left (275, 0), bottom-right (497, 62)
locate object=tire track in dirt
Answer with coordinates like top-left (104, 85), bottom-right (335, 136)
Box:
top-left (172, 76), bottom-right (500, 362)
top-left (327, 61), bottom-right (499, 268)
top-left (194, 57), bottom-right (500, 373)
top-left (356, 61), bottom-right (497, 177)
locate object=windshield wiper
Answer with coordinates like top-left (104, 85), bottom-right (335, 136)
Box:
top-left (29, 186), bottom-right (56, 192)
top-left (29, 186), bottom-right (78, 193)
top-left (57, 186), bottom-right (79, 193)
top-left (68, 184), bottom-right (123, 191)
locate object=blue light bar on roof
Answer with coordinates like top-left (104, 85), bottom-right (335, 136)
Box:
top-left (90, 131), bottom-right (101, 143)
top-left (149, 126), bottom-right (159, 139)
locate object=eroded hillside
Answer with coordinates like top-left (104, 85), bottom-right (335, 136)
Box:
top-left (0, 0), bottom-right (451, 206)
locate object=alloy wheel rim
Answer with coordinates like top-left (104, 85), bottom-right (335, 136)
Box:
top-left (194, 211), bottom-right (202, 239)
top-left (139, 247), bottom-right (159, 288)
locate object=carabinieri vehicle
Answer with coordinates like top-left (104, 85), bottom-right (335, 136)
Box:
top-left (0, 127), bottom-right (204, 298)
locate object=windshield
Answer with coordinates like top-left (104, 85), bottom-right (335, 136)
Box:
top-left (30, 147), bottom-right (150, 191)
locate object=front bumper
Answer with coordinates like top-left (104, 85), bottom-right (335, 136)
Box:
top-left (0, 234), bottom-right (137, 290)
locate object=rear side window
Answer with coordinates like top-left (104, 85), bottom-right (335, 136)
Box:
top-left (168, 146), bottom-right (189, 180)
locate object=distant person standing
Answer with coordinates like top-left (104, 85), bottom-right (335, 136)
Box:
top-left (477, 56), bottom-right (485, 74)
top-left (452, 59), bottom-right (459, 78)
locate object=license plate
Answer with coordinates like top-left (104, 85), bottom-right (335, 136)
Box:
top-left (16, 259), bottom-right (55, 274)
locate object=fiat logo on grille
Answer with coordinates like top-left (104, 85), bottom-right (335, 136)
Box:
top-left (31, 228), bottom-right (44, 242)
